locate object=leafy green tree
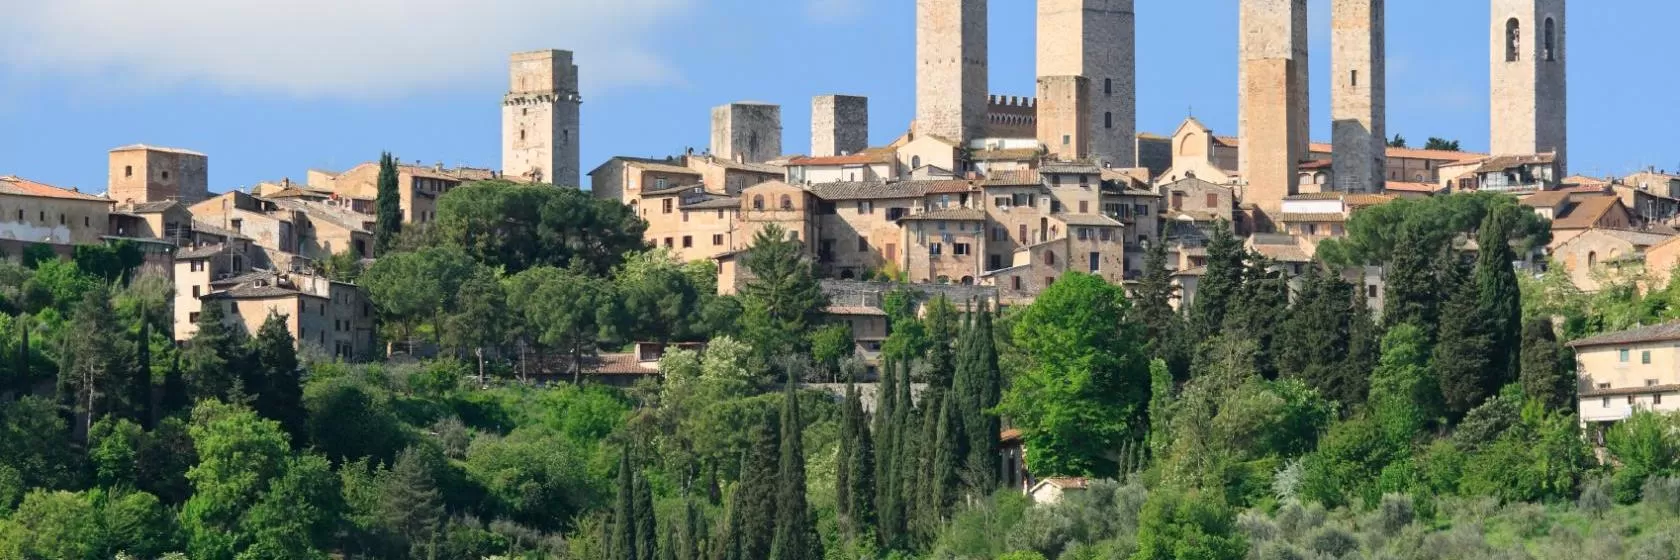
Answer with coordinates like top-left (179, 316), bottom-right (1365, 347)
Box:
top-left (375, 152), bottom-right (402, 254)
top-left (1519, 319), bottom-right (1574, 411)
top-left (72, 241), bottom-right (144, 284)
top-left (1190, 223), bottom-right (1244, 339)
top-left (434, 180), bottom-right (647, 275)
top-left (135, 416), bottom-right (195, 505)
top-left (1276, 265), bottom-right (1363, 405)
top-left (182, 301), bottom-right (249, 402)
top-left (320, 249), bottom-right (366, 283)
top-left (442, 267), bottom-right (506, 381)
top-left (28, 258), bottom-right (101, 313)
top-left (1606, 411), bottom-right (1680, 503)
top-left (1000, 272), bottom-right (1150, 477)
top-left (248, 312), bottom-right (303, 440)
top-left (617, 249), bottom-right (710, 344)
top-left (1424, 137), bottom-right (1461, 151)
top-left (740, 224), bottom-right (827, 361)
top-left (58, 284), bottom-right (137, 434)
top-left (0, 396), bottom-right (77, 491)
top-left (769, 383), bottom-right (821, 560)
top-left (302, 376), bottom-right (408, 465)
top-left (361, 246), bottom-right (479, 350)
top-left (808, 323), bottom-right (853, 381)
top-left (1435, 257), bottom-right (1496, 421)
top-left (1388, 134), bottom-right (1408, 148)
top-left (179, 400), bottom-right (337, 560)
top-left (1317, 192), bottom-right (1550, 267)
top-left (505, 265), bottom-right (625, 380)
top-left (88, 417), bottom-right (144, 488)
top-left (1129, 487), bottom-right (1247, 560)
top-left (238, 453), bottom-right (342, 559)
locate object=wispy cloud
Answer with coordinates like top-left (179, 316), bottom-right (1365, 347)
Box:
top-left (807, 0), bottom-right (864, 23)
top-left (0, 0), bottom-right (692, 98)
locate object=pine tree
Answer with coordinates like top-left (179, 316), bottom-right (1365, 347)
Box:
top-left (635, 471), bottom-right (658, 560)
top-left (769, 383), bottom-right (821, 560)
top-left (1476, 208), bottom-right (1523, 389)
top-left (1135, 239), bottom-right (1189, 377)
top-left (1342, 284), bottom-right (1381, 409)
top-left (740, 224), bottom-right (828, 360)
top-left (249, 312), bottom-right (304, 440)
top-left (58, 285), bottom-right (135, 435)
top-left (614, 451), bottom-right (636, 560)
top-left (1224, 254), bottom-right (1289, 378)
top-left (1434, 256), bottom-right (1495, 421)
top-left (181, 300), bottom-right (249, 402)
top-left (1191, 222), bottom-right (1245, 338)
top-left (379, 446), bottom-right (445, 557)
top-left (1383, 225), bottom-right (1440, 329)
top-left (1275, 265), bottom-right (1360, 404)
top-left (1520, 318), bottom-right (1574, 411)
top-left (375, 152), bottom-right (403, 254)
top-left (133, 305), bottom-right (154, 429)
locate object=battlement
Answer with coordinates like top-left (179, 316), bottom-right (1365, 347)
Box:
top-left (988, 95), bottom-right (1037, 109)
top-left (986, 94), bottom-right (1038, 139)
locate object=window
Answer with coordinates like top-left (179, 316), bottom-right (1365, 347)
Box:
top-left (228, 301), bottom-right (238, 313)
top-left (1104, 112), bottom-right (1113, 129)
top-left (1044, 251), bottom-right (1056, 266)
top-left (937, 221), bottom-right (947, 231)
top-left (713, 234), bottom-right (725, 246)
top-left (858, 236), bottom-right (869, 252)
top-left (682, 211), bottom-right (689, 223)
top-left (1051, 201), bottom-right (1063, 213)
top-left (662, 198), bottom-right (674, 214)
top-left (1630, 396), bottom-right (1638, 405)
top-left (1306, 224), bottom-right (1318, 236)
top-left (1077, 228), bottom-right (1091, 241)
top-left (1206, 193), bottom-right (1219, 208)
top-left (189, 312), bottom-right (199, 323)
top-left (231, 219), bottom-right (242, 231)
top-left (887, 207), bottom-right (908, 221)
top-left (38, 211), bottom-right (43, 221)
top-left (1351, 69), bottom-right (1358, 87)
top-left (192, 286), bottom-right (201, 297)
top-left (655, 177), bottom-right (668, 189)
top-left (717, 209), bottom-right (726, 219)
top-left (911, 156), bottom-right (922, 169)
top-left (753, 195), bottom-right (764, 210)
top-left (520, 129), bottom-right (526, 141)
top-left (859, 200), bottom-right (874, 214)
top-left (161, 171), bottom-right (170, 180)
top-left (124, 165), bottom-right (133, 178)
top-left (780, 195), bottom-right (794, 210)
top-left (191, 261), bottom-right (205, 272)
top-left (1648, 380), bottom-right (1659, 387)
top-left (1604, 397), bottom-right (1612, 408)
top-left (1012, 276), bottom-right (1022, 290)
top-left (990, 254), bottom-right (1003, 270)
top-left (1100, 228), bottom-right (1112, 241)
top-left (953, 243), bottom-right (970, 256)
top-left (1544, 17), bottom-right (1556, 61)
top-left (1079, 201), bottom-right (1089, 213)
top-left (1367, 285), bottom-right (1378, 298)
top-left (1046, 276), bottom-right (1056, 286)
top-left (663, 237), bottom-right (674, 248)
top-left (929, 243), bottom-right (943, 256)
top-left (993, 196), bottom-right (1009, 208)
top-left (1643, 350), bottom-right (1653, 365)
top-left (682, 236), bottom-right (693, 248)
top-left (1505, 18), bottom-right (1521, 62)
top-left (1062, 135), bottom-right (1071, 146)
top-left (1621, 349), bottom-right (1631, 362)
top-left (885, 244), bottom-right (897, 261)
top-left (1018, 224), bottom-right (1027, 242)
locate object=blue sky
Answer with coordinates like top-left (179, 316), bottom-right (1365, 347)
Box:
top-left (0, 0), bottom-right (1674, 193)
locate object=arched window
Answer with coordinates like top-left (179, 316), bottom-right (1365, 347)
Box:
top-left (1104, 78), bottom-right (1112, 95)
top-left (1506, 18), bottom-right (1521, 62)
top-left (1104, 112), bottom-right (1113, 129)
top-left (841, 269), bottom-right (856, 280)
top-left (1544, 17), bottom-right (1557, 61)
top-left (911, 155), bottom-right (922, 169)
top-left (752, 195), bottom-right (765, 210)
top-left (1588, 251), bottom-right (1598, 267)
top-left (780, 194), bottom-right (793, 210)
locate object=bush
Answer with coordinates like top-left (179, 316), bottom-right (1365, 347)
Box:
top-left (1307, 526), bottom-right (1360, 558)
top-left (998, 552), bottom-right (1048, 560)
top-left (1130, 487), bottom-right (1247, 560)
top-left (1377, 493), bottom-right (1415, 536)
top-left (1641, 476), bottom-right (1680, 515)
top-left (1578, 476), bottom-right (1613, 517)
top-left (1257, 541), bottom-right (1309, 560)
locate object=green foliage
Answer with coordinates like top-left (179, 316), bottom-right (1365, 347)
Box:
top-left (1424, 137), bottom-right (1462, 151)
top-left (0, 488), bottom-right (176, 560)
top-left (1130, 487), bottom-right (1247, 560)
top-left (740, 224), bottom-right (828, 361)
top-left (361, 246), bottom-right (480, 347)
top-left (1190, 223), bottom-right (1244, 339)
top-left (1318, 192), bottom-right (1550, 268)
top-left (808, 323), bottom-right (854, 380)
top-left (617, 249), bottom-right (715, 344)
top-left (179, 400), bottom-right (338, 560)
top-left (248, 312), bottom-right (304, 438)
top-left (1606, 412), bottom-right (1680, 503)
top-left (952, 302), bottom-right (1002, 491)
top-left (72, 241), bottom-right (144, 284)
top-left (181, 300), bottom-right (249, 402)
top-left (375, 152), bottom-right (403, 254)
top-left (434, 179), bottom-right (647, 275)
top-left (1275, 264), bottom-right (1367, 406)
top-left (1435, 256), bottom-right (1496, 421)
top-left (303, 374), bottom-right (410, 465)
top-left (1520, 318), bottom-right (1575, 411)
top-left (770, 382), bottom-right (821, 560)
top-left (58, 284), bottom-right (140, 429)
top-left (1476, 208), bottom-right (1524, 392)
top-left (504, 265), bottom-right (626, 378)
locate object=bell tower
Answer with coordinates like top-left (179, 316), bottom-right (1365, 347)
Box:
top-left (502, 50), bottom-right (582, 187)
top-left (1490, 0), bottom-right (1567, 174)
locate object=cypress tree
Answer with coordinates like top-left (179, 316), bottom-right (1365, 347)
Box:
top-left (1520, 318), bottom-right (1574, 411)
top-left (1135, 239), bottom-right (1189, 378)
top-left (635, 471), bottom-right (658, 560)
top-left (614, 452), bottom-right (636, 560)
top-left (13, 314), bottom-right (28, 396)
top-left (1191, 222), bottom-right (1245, 338)
top-left (160, 353), bottom-right (188, 418)
top-left (662, 524), bottom-right (678, 560)
top-left (736, 408), bottom-right (781, 560)
top-left (958, 302), bottom-right (1002, 491)
top-left (1276, 264), bottom-right (1362, 404)
top-left (843, 380), bottom-right (875, 538)
top-left (1225, 254), bottom-right (1289, 378)
top-left (133, 305), bottom-right (153, 429)
top-left (375, 152), bottom-right (403, 253)
top-left (680, 499), bottom-right (704, 560)
top-left (836, 381), bottom-right (855, 529)
top-left (910, 392), bottom-right (940, 544)
top-left (1342, 282), bottom-right (1380, 408)
top-left (181, 300), bottom-right (249, 402)
top-left (1476, 208), bottom-right (1523, 388)
top-left (250, 312), bottom-right (304, 440)
top-left (1434, 255), bottom-right (1495, 421)
top-left (1383, 225), bottom-right (1440, 329)
top-left (710, 492), bottom-right (741, 560)
top-left (927, 393), bottom-right (963, 529)
top-left (872, 359), bottom-right (898, 549)
top-left (769, 383), bottom-right (821, 560)
top-left (923, 295), bottom-right (958, 392)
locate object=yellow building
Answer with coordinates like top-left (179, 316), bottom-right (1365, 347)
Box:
top-left (0, 175), bottom-right (115, 253)
top-left (1571, 323), bottom-right (1680, 441)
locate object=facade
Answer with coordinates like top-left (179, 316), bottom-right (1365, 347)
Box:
top-left (107, 145), bottom-right (210, 205)
top-left (812, 95), bottom-right (870, 158)
top-left (711, 102), bottom-right (783, 164)
top-left (502, 50), bottom-right (582, 187)
top-left (1240, 55), bottom-right (1304, 220)
top-left (179, 270), bottom-right (375, 361)
top-left (1238, 0), bottom-right (1310, 181)
top-left (307, 162), bottom-right (489, 225)
top-left (1490, 0), bottom-right (1568, 175)
top-left (916, 0), bottom-right (989, 144)
top-left (1036, 0), bottom-right (1136, 168)
top-left (0, 175), bottom-right (116, 250)
top-left (1329, 0), bottom-right (1386, 193)
top-left (1550, 228), bottom-right (1672, 292)
top-left (1572, 323), bottom-right (1680, 440)
top-left (589, 157), bottom-right (704, 207)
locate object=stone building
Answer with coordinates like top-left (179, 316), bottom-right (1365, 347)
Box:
top-left (1551, 229), bottom-right (1671, 292)
top-left (1036, 0), bottom-right (1136, 168)
top-left (502, 50), bottom-right (582, 187)
top-left (1570, 322), bottom-right (1680, 439)
top-left (1238, 0), bottom-right (1309, 181)
top-left (711, 102), bottom-right (783, 164)
top-left (108, 145), bottom-right (209, 205)
top-left (1490, 0), bottom-right (1567, 175)
top-left (916, 0), bottom-right (989, 144)
top-left (1330, 0), bottom-right (1386, 193)
top-left (178, 269), bottom-right (375, 361)
top-left (0, 175), bottom-right (114, 256)
top-left (307, 161), bottom-right (491, 226)
top-left (812, 95), bottom-right (870, 158)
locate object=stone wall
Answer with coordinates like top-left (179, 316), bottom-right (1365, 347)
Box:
top-left (1036, 0), bottom-right (1136, 168)
top-left (711, 103), bottom-right (783, 164)
top-left (1490, 0), bottom-right (1567, 174)
top-left (915, 0), bottom-right (988, 143)
top-left (1035, 76), bottom-right (1089, 161)
top-left (1238, 0), bottom-right (1309, 178)
top-left (1241, 57), bottom-right (1303, 219)
top-left (1330, 0), bottom-right (1386, 193)
top-left (502, 50), bottom-right (582, 187)
top-left (811, 95), bottom-right (869, 158)
top-left (108, 148), bottom-right (209, 205)
top-left (820, 279), bottom-right (998, 311)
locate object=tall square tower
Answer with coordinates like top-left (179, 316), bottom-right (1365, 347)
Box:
top-left (811, 95), bottom-right (869, 158)
top-left (915, 0), bottom-right (988, 144)
top-left (711, 102), bottom-right (783, 164)
top-left (502, 50), bottom-right (582, 187)
top-left (1331, 0), bottom-right (1386, 193)
top-left (1238, 0), bottom-right (1309, 180)
top-left (1036, 0), bottom-right (1136, 168)
top-left (1491, 0), bottom-right (1567, 175)
top-left (108, 145), bottom-right (209, 204)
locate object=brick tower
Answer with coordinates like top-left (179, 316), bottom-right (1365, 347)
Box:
top-left (916, 0), bottom-right (988, 144)
top-left (1491, 0), bottom-right (1567, 175)
top-left (1238, 0), bottom-right (1308, 214)
top-left (502, 50), bottom-right (582, 187)
top-left (1331, 0), bottom-right (1386, 193)
top-left (1036, 0), bottom-right (1136, 168)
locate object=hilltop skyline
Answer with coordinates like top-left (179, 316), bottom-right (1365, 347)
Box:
top-left (1, 0), bottom-right (1675, 193)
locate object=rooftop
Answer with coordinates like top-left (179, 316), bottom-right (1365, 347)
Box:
top-left (902, 207), bottom-right (987, 222)
top-left (0, 176), bottom-right (111, 202)
top-left (109, 144), bottom-right (207, 157)
top-left (1570, 321), bottom-right (1680, 349)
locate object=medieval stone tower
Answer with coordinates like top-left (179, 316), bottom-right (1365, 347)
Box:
top-left (1036, 0), bottom-right (1136, 168)
top-left (1238, 0), bottom-right (1308, 212)
top-left (916, 0), bottom-right (988, 144)
top-left (1491, 0), bottom-right (1567, 174)
top-left (711, 102), bottom-right (783, 164)
top-left (1331, 0), bottom-right (1386, 193)
top-left (502, 50), bottom-right (581, 187)
top-left (812, 95), bottom-right (869, 158)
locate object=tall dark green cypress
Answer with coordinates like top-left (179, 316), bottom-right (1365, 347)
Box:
top-left (1191, 222), bottom-right (1245, 338)
top-left (923, 295), bottom-right (958, 392)
top-left (910, 392), bottom-right (940, 545)
top-left (926, 393), bottom-right (962, 530)
top-left (736, 408), bottom-right (781, 560)
top-left (769, 383), bottom-right (820, 560)
top-left (160, 353), bottom-right (188, 418)
top-left (710, 493), bottom-right (741, 560)
top-left (1383, 225), bottom-right (1440, 329)
top-left (614, 452), bottom-right (636, 560)
top-left (873, 359), bottom-right (899, 549)
top-left (1275, 264), bottom-right (1361, 404)
top-left (958, 302), bottom-right (1002, 491)
top-left (843, 381), bottom-right (875, 538)
top-left (635, 471), bottom-right (658, 560)
top-left (1476, 208), bottom-right (1523, 388)
top-left (133, 306), bottom-right (153, 429)
top-left (1434, 255), bottom-right (1495, 421)
top-left (836, 381), bottom-right (855, 529)
top-left (1225, 254), bottom-right (1289, 378)
top-left (250, 312), bottom-right (303, 440)
top-left (1519, 318), bottom-right (1574, 411)
top-left (13, 314), bottom-right (28, 396)
top-left (1342, 281), bottom-right (1380, 409)
top-left (375, 152), bottom-right (403, 254)
top-left (1135, 239), bottom-right (1189, 377)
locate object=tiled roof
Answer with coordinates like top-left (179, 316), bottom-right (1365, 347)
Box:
top-left (1345, 194), bottom-right (1395, 207)
top-left (682, 196), bottom-right (742, 210)
top-left (582, 353), bottom-right (658, 376)
top-left (1552, 196), bottom-right (1623, 230)
top-left (807, 181), bottom-right (930, 201)
top-left (175, 245), bottom-right (227, 260)
top-left (1174, 266), bottom-right (1209, 277)
top-left (192, 220), bottom-right (251, 240)
top-left (926, 180), bottom-right (978, 194)
top-left (1570, 321), bottom-right (1680, 348)
top-left (1570, 229), bottom-right (1675, 248)
top-left (1252, 243), bottom-right (1313, 262)
top-left (109, 144), bottom-right (206, 157)
top-left (1298, 159), bottom-right (1333, 170)
top-left (1581, 384), bottom-right (1680, 398)
top-left (211, 270), bottom-right (282, 286)
top-left (1277, 212), bottom-right (1348, 223)
top-left (1521, 190), bottom-right (1573, 209)
top-left (984, 170), bottom-right (1042, 187)
top-left (642, 183), bottom-right (706, 197)
top-left (711, 159), bottom-right (784, 175)
top-left (1385, 181), bottom-right (1442, 194)
top-left (1284, 192), bottom-right (1350, 201)
top-left (787, 151), bottom-right (893, 166)
top-left (127, 200), bottom-right (183, 213)
top-left (1473, 153), bottom-right (1557, 174)
top-left (1053, 213), bottom-right (1125, 227)
top-left (1039, 163), bottom-right (1102, 175)
top-left (268, 198), bottom-right (373, 234)
top-left (902, 207), bottom-right (987, 221)
top-left (625, 159), bottom-right (703, 176)
top-left (1038, 477), bottom-right (1090, 490)
top-left (205, 284), bottom-right (307, 299)
top-left (0, 176), bottom-right (111, 202)
top-left (971, 148), bottom-right (1041, 162)
top-left (824, 306), bottom-right (888, 317)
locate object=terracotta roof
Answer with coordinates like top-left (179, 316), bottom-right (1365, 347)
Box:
top-left (1581, 384), bottom-right (1680, 398)
top-left (1252, 243), bottom-right (1313, 262)
top-left (192, 220), bottom-right (251, 240)
top-left (682, 196), bottom-right (742, 210)
top-left (787, 151), bottom-right (893, 166)
top-left (1564, 228), bottom-right (1674, 249)
top-left (825, 306), bottom-right (888, 317)
top-left (1521, 190), bottom-right (1573, 209)
top-left (984, 170), bottom-right (1042, 187)
top-left (642, 183), bottom-right (706, 197)
top-left (1276, 212), bottom-right (1348, 223)
top-left (926, 180), bottom-right (979, 194)
top-left (1385, 181), bottom-right (1443, 194)
top-left (582, 353), bottom-right (659, 376)
top-left (109, 144), bottom-right (206, 157)
top-left (902, 207), bottom-right (987, 221)
top-left (1570, 321), bottom-right (1680, 348)
top-left (1039, 163), bottom-right (1102, 175)
top-left (1298, 159), bottom-right (1332, 170)
top-left (807, 181), bottom-right (931, 201)
top-left (710, 159), bottom-right (784, 175)
top-left (999, 428), bottom-right (1022, 443)
top-left (0, 176), bottom-right (111, 202)
top-left (1283, 192), bottom-right (1350, 201)
top-left (1474, 153), bottom-right (1557, 174)
top-left (126, 200), bottom-right (183, 213)
top-left (1053, 213), bottom-right (1125, 227)
top-left (626, 160), bottom-right (703, 176)
top-left (1552, 196), bottom-right (1624, 230)
top-left (971, 148), bottom-right (1041, 162)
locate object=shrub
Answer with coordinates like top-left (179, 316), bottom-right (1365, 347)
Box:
top-left (1308, 526), bottom-right (1360, 558)
top-left (1578, 476), bottom-right (1613, 517)
top-left (1377, 493), bottom-right (1415, 536)
top-left (1641, 476), bottom-right (1680, 515)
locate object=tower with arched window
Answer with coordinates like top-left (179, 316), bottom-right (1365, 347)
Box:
top-left (1330, 0), bottom-right (1386, 194)
top-left (502, 50), bottom-right (582, 187)
top-left (1035, 0), bottom-right (1136, 168)
top-left (1490, 0), bottom-right (1567, 175)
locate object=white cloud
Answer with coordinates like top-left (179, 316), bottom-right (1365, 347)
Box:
top-left (0, 0), bottom-right (692, 97)
top-left (806, 0), bottom-right (864, 23)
